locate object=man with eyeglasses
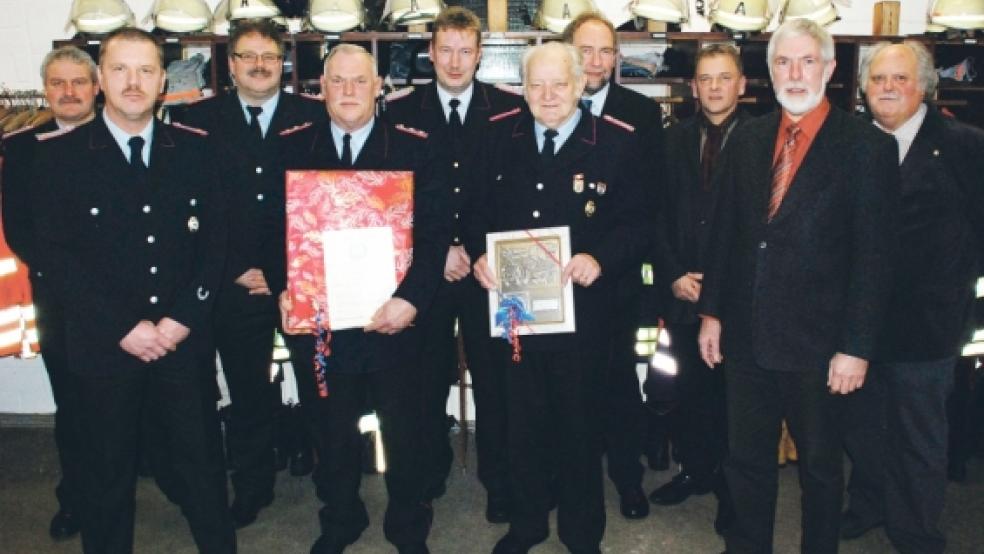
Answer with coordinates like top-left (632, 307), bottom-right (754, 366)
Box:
top-left (561, 11), bottom-right (663, 521)
top-left (172, 18), bottom-right (326, 529)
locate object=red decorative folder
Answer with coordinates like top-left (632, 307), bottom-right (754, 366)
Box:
top-left (285, 170), bottom-right (414, 331)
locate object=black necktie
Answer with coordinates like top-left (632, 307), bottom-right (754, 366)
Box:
top-left (580, 97), bottom-right (593, 112)
top-left (541, 129), bottom-right (558, 165)
top-left (247, 105), bottom-right (263, 140)
top-left (341, 133), bottom-right (353, 167)
top-left (448, 98), bottom-right (463, 135)
top-left (128, 136), bottom-right (147, 176)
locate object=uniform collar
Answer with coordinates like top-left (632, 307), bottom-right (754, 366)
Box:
top-left (102, 109), bottom-right (153, 165)
top-left (238, 91), bottom-right (280, 138)
top-left (436, 81), bottom-right (474, 124)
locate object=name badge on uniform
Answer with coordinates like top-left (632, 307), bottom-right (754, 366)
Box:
top-left (188, 216), bottom-right (199, 232)
top-left (573, 173), bottom-right (584, 194)
top-left (585, 200), bottom-right (596, 217)
top-left (597, 181), bottom-right (607, 195)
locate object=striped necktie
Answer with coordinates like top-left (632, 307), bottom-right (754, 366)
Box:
top-left (768, 123), bottom-right (801, 222)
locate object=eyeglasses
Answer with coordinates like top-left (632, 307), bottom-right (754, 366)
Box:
top-left (232, 52), bottom-right (283, 64)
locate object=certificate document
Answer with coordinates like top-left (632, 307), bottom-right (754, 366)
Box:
top-left (322, 226), bottom-right (398, 330)
top-left (486, 226), bottom-right (576, 337)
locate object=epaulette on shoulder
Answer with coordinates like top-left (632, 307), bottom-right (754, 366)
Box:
top-left (2, 125), bottom-right (36, 141)
top-left (185, 94), bottom-right (216, 106)
top-left (602, 114), bottom-right (635, 133)
top-left (36, 126), bottom-right (75, 142)
top-left (394, 123), bottom-right (428, 139)
top-left (279, 121), bottom-right (314, 137)
top-left (171, 121), bottom-right (209, 136)
top-left (385, 86), bottom-right (415, 103)
top-left (489, 107), bottom-right (521, 123)
top-left (299, 92), bottom-right (323, 102)
top-left (494, 83), bottom-right (522, 96)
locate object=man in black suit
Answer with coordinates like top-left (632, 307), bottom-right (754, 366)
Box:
top-left (470, 41), bottom-right (647, 554)
top-left (1, 45), bottom-right (98, 542)
top-left (839, 41), bottom-right (984, 553)
top-left (172, 19), bottom-right (326, 528)
top-left (30, 28), bottom-right (234, 554)
top-left (382, 7), bottom-right (523, 521)
top-left (561, 11), bottom-right (663, 520)
top-left (697, 19), bottom-right (899, 554)
top-left (650, 43), bottom-right (748, 530)
top-left (277, 44), bottom-right (449, 554)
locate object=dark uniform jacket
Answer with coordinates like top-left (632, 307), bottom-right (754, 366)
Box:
top-left (467, 108), bottom-right (648, 351)
top-left (699, 106), bottom-right (900, 372)
top-left (877, 106), bottom-right (984, 362)
top-left (656, 109), bottom-right (751, 325)
top-left (383, 80), bottom-right (524, 247)
top-left (32, 117), bottom-right (227, 375)
top-left (2, 119), bottom-right (59, 269)
top-left (172, 92), bottom-right (326, 311)
top-left (275, 118), bottom-right (450, 373)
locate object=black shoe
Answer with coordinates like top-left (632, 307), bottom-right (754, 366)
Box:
top-left (714, 496), bottom-right (735, 536)
top-left (840, 511), bottom-right (883, 540)
top-left (310, 535), bottom-right (353, 554)
top-left (290, 448), bottom-right (315, 477)
top-left (230, 492), bottom-right (274, 529)
top-left (491, 534), bottom-right (538, 554)
top-left (486, 495), bottom-right (510, 524)
top-left (619, 486), bottom-right (650, 519)
top-left (425, 480), bottom-right (447, 501)
top-left (569, 548), bottom-right (602, 554)
top-left (49, 508), bottom-right (80, 541)
top-left (649, 472), bottom-right (712, 506)
top-left (397, 543), bottom-right (430, 554)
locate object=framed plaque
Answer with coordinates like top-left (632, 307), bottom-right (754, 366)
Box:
top-left (486, 226), bottom-right (575, 337)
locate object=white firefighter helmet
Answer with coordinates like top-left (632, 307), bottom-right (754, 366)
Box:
top-left (536, 0), bottom-right (596, 33)
top-left (69, 0), bottom-right (136, 34)
top-left (383, 0), bottom-right (445, 26)
top-left (781, 0), bottom-right (838, 26)
top-left (929, 0), bottom-right (984, 30)
top-left (227, 0), bottom-right (282, 20)
top-left (152, 0), bottom-right (212, 32)
top-left (310, 0), bottom-right (365, 31)
top-left (212, 0), bottom-right (230, 34)
top-left (709, 0), bottom-right (775, 31)
top-left (631, 0), bottom-right (689, 24)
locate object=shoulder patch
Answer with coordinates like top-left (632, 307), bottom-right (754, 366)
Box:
top-left (171, 121), bottom-right (209, 136)
top-left (385, 86), bottom-right (415, 103)
top-left (489, 107), bottom-right (522, 123)
top-left (279, 121), bottom-right (314, 136)
top-left (35, 127), bottom-right (75, 142)
top-left (2, 125), bottom-right (36, 141)
top-left (602, 114), bottom-right (635, 133)
top-left (395, 123), bottom-right (428, 139)
top-left (494, 83), bottom-right (522, 96)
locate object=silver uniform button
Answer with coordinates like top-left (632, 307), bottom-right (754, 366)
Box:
top-left (533, 210), bottom-right (540, 218)
top-left (453, 162), bottom-right (460, 168)
top-left (149, 296), bottom-right (159, 304)
top-left (189, 199), bottom-right (197, 206)
top-left (536, 183), bottom-right (544, 191)
top-left (143, 205), bottom-right (151, 213)
top-left (147, 235), bottom-right (155, 244)
top-left (256, 193), bottom-right (264, 201)
top-left (90, 207), bottom-right (99, 216)
top-left (454, 212), bottom-right (460, 219)
top-left (759, 241), bottom-right (767, 249)
top-left (150, 266), bottom-right (158, 274)
top-left (255, 166), bottom-right (263, 174)
top-left (453, 187), bottom-right (461, 194)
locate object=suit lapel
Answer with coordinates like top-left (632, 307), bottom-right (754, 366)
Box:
top-left (552, 108), bottom-right (596, 171)
top-left (770, 109), bottom-right (839, 224)
top-left (900, 108), bottom-right (940, 183)
top-left (749, 112), bottom-right (780, 222)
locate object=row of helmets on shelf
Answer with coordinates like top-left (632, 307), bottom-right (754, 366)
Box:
top-left (67, 0), bottom-right (446, 35)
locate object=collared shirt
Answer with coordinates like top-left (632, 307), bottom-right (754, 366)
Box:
top-left (583, 82), bottom-right (609, 118)
top-left (330, 118), bottom-right (374, 163)
top-left (874, 102), bottom-right (927, 164)
top-left (239, 92), bottom-right (280, 138)
top-left (534, 108), bottom-right (582, 154)
top-left (772, 97), bottom-right (831, 177)
top-left (103, 109), bottom-right (152, 166)
top-left (436, 82), bottom-right (474, 125)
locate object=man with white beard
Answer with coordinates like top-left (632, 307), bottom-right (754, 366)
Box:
top-left (696, 19), bottom-right (900, 554)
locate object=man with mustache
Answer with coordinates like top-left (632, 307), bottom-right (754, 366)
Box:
top-left (29, 27), bottom-right (234, 553)
top-left (838, 41), bottom-right (984, 553)
top-left (172, 18), bottom-right (326, 529)
top-left (696, 19), bottom-right (899, 553)
top-left (1, 45), bottom-right (98, 543)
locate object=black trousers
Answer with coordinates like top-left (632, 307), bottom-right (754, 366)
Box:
top-left (840, 366), bottom-right (887, 525)
top-left (723, 361), bottom-right (842, 554)
top-left (667, 321), bottom-right (727, 481)
top-left (881, 358), bottom-right (955, 554)
top-left (602, 297), bottom-right (646, 494)
top-left (506, 348), bottom-right (606, 551)
top-left (213, 292), bottom-right (279, 500)
top-left (33, 280), bottom-right (83, 514)
top-left (74, 349), bottom-right (234, 554)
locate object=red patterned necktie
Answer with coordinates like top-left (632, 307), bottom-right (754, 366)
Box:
top-left (768, 123), bottom-right (801, 221)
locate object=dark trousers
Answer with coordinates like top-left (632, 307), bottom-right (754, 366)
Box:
top-left (74, 352), bottom-right (234, 554)
top-left (33, 283), bottom-right (83, 513)
top-left (506, 348), bottom-right (606, 551)
top-left (603, 297), bottom-right (646, 494)
top-left (667, 321), bottom-right (727, 481)
top-left (214, 294), bottom-right (279, 500)
top-left (881, 358), bottom-right (955, 554)
top-left (840, 367), bottom-right (887, 524)
top-left (723, 361), bottom-right (842, 554)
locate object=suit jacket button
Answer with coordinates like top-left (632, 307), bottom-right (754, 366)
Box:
top-left (256, 166), bottom-right (263, 174)
top-left (149, 296), bottom-right (159, 304)
top-left (147, 235), bottom-right (155, 244)
top-left (533, 210), bottom-right (540, 218)
top-left (257, 193), bottom-right (264, 201)
top-left (759, 241), bottom-right (767, 249)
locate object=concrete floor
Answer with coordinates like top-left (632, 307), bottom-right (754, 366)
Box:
top-left (1, 425), bottom-right (983, 554)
